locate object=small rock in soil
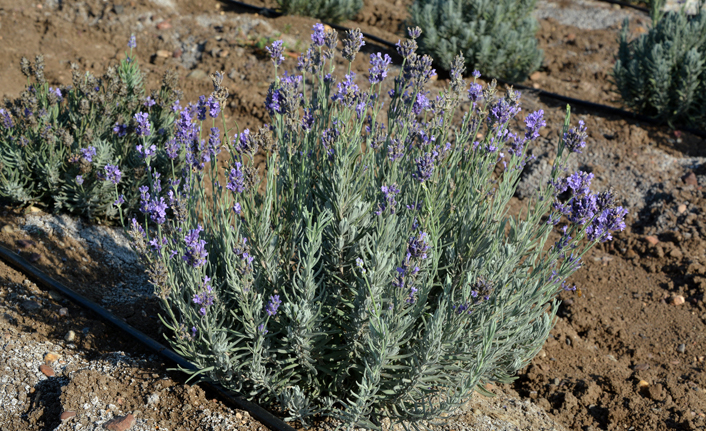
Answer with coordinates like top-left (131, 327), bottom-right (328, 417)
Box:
top-left (677, 343), bottom-right (686, 353)
top-left (673, 295), bottom-right (686, 305)
top-left (64, 330), bottom-right (76, 342)
top-left (39, 364), bottom-right (55, 377)
top-left (28, 252), bottom-right (41, 262)
top-left (45, 352), bottom-right (59, 363)
top-left (1, 224), bottom-right (15, 233)
top-left (634, 363), bottom-right (650, 371)
top-left (682, 172), bottom-right (698, 186)
top-left (147, 392), bottom-right (160, 405)
top-left (59, 307), bottom-right (68, 317)
top-left (156, 20), bottom-right (172, 30)
top-left (156, 50), bottom-right (170, 58)
top-left (647, 383), bottom-right (665, 401)
top-left (644, 235), bottom-right (660, 245)
top-left (678, 204), bottom-right (687, 214)
top-left (60, 411), bottom-right (76, 420)
top-left (103, 414), bottom-right (136, 431)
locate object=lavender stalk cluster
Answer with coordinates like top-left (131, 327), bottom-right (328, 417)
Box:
top-left (120, 23), bottom-right (628, 430)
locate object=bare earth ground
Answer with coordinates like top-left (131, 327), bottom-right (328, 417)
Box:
top-left (0, 0), bottom-right (705, 430)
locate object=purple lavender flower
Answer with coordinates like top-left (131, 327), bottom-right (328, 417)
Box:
top-left (114, 195), bottom-right (125, 207)
top-left (226, 162), bottom-right (246, 194)
top-left (412, 93), bottom-right (430, 115)
top-left (407, 231), bottom-right (430, 260)
top-left (265, 86), bottom-right (282, 116)
top-left (208, 96), bottom-right (220, 118)
top-left (563, 120), bottom-right (587, 153)
top-left (81, 146), bottom-right (96, 163)
top-left (524, 110), bottom-right (545, 141)
top-left (321, 125), bottom-right (340, 159)
top-left (585, 206), bottom-right (627, 242)
top-left (196, 96), bottom-right (208, 121)
top-left (148, 197), bottom-right (168, 224)
top-left (376, 183), bottom-right (401, 215)
top-left (207, 127), bottom-right (221, 157)
top-left (331, 72), bottom-right (360, 107)
top-left (488, 97), bottom-right (521, 128)
top-left (472, 70), bottom-right (481, 79)
top-left (233, 202), bottom-right (242, 215)
top-left (49, 87), bottom-right (62, 101)
top-left (184, 225), bottom-right (208, 268)
top-left (258, 324), bottom-right (268, 335)
top-left (369, 53), bottom-right (391, 85)
top-left (342, 29), bottom-right (365, 62)
top-left (144, 97), bottom-right (156, 108)
top-left (193, 276), bottom-right (215, 316)
top-left (266, 295), bottom-right (282, 317)
top-left (567, 193), bottom-right (598, 225)
top-left (301, 109), bottom-right (314, 132)
top-left (0, 109), bottom-right (13, 129)
top-left (468, 83), bottom-right (483, 104)
top-left (136, 144), bottom-right (157, 158)
top-left (566, 171), bottom-right (594, 196)
top-left (408, 26), bottom-right (422, 39)
top-left (113, 123), bottom-right (127, 137)
top-left (171, 100), bottom-right (181, 113)
top-left (101, 165), bottom-right (122, 185)
top-left (311, 23), bottom-right (326, 47)
top-left (266, 40), bottom-right (285, 66)
top-left (413, 150), bottom-right (438, 183)
top-left (387, 138), bottom-right (404, 162)
top-left (355, 257), bottom-right (366, 274)
top-left (134, 112), bottom-right (151, 137)
top-left (128, 34), bottom-right (136, 49)
top-left (165, 138), bottom-right (180, 159)
top-left (76, 175), bottom-right (84, 185)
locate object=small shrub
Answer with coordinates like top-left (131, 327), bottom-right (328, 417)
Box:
top-left (613, 0), bottom-right (706, 129)
top-left (123, 26), bottom-right (625, 429)
top-left (410, 0), bottom-right (543, 82)
top-left (276, 0), bottom-right (363, 23)
top-left (0, 36), bottom-right (183, 222)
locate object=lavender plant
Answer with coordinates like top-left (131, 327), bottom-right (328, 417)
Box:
top-left (410, 0), bottom-right (543, 82)
top-left (613, 0), bottom-right (706, 129)
top-left (276, 0), bottom-right (363, 23)
top-left (125, 25), bottom-right (625, 429)
top-left (0, 37), bottom-right (182, 222)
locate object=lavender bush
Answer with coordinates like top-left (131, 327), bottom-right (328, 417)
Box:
top-left (0, 37), bottom-right (182, 222)
top-left (613, 0), bottom-right (706, 129)
top-left (125, 26), bottom-right (626, 428)
top-left (277, 0), bottom-right (363, 23)
top-left (410, 0), bottom-right (543, 82)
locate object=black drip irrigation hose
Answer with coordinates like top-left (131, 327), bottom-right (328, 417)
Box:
top-left (0, 245), bottom-right (297, 431)
top-left (593, 0), bottom-right (649, 13)
top-left (224, 0), bottom-right (706, 139)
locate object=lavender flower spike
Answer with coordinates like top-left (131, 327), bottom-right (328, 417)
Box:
top-left (266, 40), bottom-right (285, 67)
top-left (342, 28), bottom-right (365, 62)
top-left (369, 53), bottom-right (392, 85)
top-left (311, 23), bottom-right (326, 47)
top-left (266, 295), bottom-right (282, 317)
top-left (134, 112), bottom-right (151, 137)
top-left (128, 34), bottom-right (136, 49)
top-left (101, 165), bottom-right (122, 185)
top-left (183, 225), bottom-right (208, 268)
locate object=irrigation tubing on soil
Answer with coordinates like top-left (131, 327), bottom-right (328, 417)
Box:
top-left (0, 244), bottom-right (297, 431)
top-left (225, 0), bottom-right (706, 139)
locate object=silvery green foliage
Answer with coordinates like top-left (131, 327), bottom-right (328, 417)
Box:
top-left (127, 26), bottom-right (624, 430)
top-left (277, 0), bottom-right (363, 23)
top-left (613, 0), bottom-right (706, 129)
top-left (0, 41), bottom-right (181, 222)
top-left (410, 0), bottom-right (543, 82)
